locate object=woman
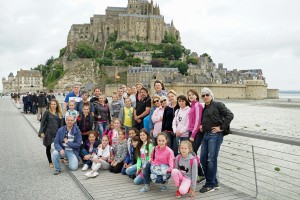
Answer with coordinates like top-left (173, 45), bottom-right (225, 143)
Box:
top-left (39, 99), bottom-right (63, 168)
top-left (135, 83), bottom-right (143, 102)
top-left (153, 80), bottom-right (167, 97)
top-left (148, 95), bottom-right (160, 142)
top-left (161, 89), bottom-right (179, 152)
top-left (129, 85), bottom-right (137, 108)
top-left (151, 96), bottom-right (167, 144)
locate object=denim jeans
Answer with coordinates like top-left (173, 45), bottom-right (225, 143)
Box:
top-left (98, 121), bottom-right (109, 139)
top-left (125, 164), bottom-right (137, 176)
top-left (134, 174), bottom-right (144, 185)
top-left (200, 132), bottom-right (223, 188)
top-left (52, 149), bottom-right (78, 171)
top-left (81, 149), bottom-right (92, 166)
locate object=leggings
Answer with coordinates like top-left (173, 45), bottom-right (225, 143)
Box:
top-left (171, 169), bottom-right (192, 195)
top-left (46, 145), bottom-right (52, 163)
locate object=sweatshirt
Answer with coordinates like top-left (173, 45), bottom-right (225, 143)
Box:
top-left (175, 153), bottom-right (198, 190)
top-left (172, 106), bottom-right (191, 138)
top-left (150, 146), bottom-right (175, 172)
top-left (151, 106), bottom-right (164, 138)
top-left (188, 101), bottom-right (203, 138)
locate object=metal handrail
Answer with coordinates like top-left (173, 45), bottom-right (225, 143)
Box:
top-left (218, 128), bottom-right (300, 200)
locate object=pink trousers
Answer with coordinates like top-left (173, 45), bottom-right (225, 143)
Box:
top-left (171, 169), bottom-right (192, 195)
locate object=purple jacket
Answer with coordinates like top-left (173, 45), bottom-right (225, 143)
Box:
top-left (188, 101), bottom-right (203, 138)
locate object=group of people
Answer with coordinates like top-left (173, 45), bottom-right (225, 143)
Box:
top-left (37, 81), bottom-right (234, 198)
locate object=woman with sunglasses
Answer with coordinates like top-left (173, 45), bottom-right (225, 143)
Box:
top-left (148, 95), bottom-right (160, 142)
top-left (151, 96), bottom-right (168, 144)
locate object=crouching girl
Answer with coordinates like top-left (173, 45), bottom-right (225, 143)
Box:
top-left (140, 132), bottom-right (175, 192)
top-left (171, 140), bottom-right (197, 198)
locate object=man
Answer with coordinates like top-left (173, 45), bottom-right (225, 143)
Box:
top-left (64, 83), bottom-right (82, 113)
top-left (134, 87), bottom-right (151, 130)
top-left (52, 115), bottom-right (82, 175)
top-left (90, 87), bottom-right (101, 104)
top-left (37, 91), bottom-right (48, 122)
top-left (199, 87), bottom-right (234, 193)
top-left (22, 92), bottom-right (29, 114)
top-left (117, 87), bottom-right (125, 106)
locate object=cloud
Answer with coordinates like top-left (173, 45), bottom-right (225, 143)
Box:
top-left (1, 0), bottom-right (299, 91)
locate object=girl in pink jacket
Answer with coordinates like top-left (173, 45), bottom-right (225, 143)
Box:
top-left (187, 89), bottom-right (203, 154)
top-left (140, 132), bottom-right (175, 193)
top-left (172, 95), bottom-right (191, 156)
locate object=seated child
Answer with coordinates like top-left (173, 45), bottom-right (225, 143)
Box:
top-left (109, 129), bottom-right (128, 173)
top-left (84, 135), bottom-right (111, 178)
top-left (80, 131), bottom-right (100, 171)
top-left (122, 136), bottom-right (139, 176)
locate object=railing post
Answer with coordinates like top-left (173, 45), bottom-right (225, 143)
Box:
top-left (251, 145), bottom-right (258, 198)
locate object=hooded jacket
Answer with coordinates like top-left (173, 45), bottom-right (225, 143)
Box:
top-left (172, 106), bottom-right (191, 138)
top-left (188, 101), bottom-right (203, 138)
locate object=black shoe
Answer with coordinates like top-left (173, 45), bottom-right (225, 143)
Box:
top-left (214, 184), bottom-right (220, 190)
top-left (199, 186), bottom-right (215, 193)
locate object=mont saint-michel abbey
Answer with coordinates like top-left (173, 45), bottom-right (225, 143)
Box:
top-left (67, 0), bottom-right (180, 52)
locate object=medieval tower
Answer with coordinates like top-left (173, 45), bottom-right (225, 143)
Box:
top-left (67, 0), bottom-right (180, 53)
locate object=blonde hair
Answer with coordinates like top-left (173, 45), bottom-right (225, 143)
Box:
top-left (167, 89), bottom-right (177, 97)
top-left (179, 140), bottom-right (193, 153)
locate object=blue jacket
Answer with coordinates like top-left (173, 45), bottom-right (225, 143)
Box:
top-left (124, 143), bottom-right (136, 165)
top-left (54, 125), bottom-right (82, 159)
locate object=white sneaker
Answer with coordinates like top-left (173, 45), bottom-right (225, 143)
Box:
top-left (82, 164), bottom-right (89, 171)
top-left (91, 172), bottom-right (99, 177)
top-left (84, 171), bottom-right (93, 178)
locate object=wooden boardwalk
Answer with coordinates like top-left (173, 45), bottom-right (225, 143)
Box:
top-left (17, 101), bottom-right (255, 200)
top-left (70, 168), bottom-right (255, 200)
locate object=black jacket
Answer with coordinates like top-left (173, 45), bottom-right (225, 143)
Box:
top-left (37, 94), bottom-right (48, 108)
top-left (162, 104), bottom-right (180, 132)
top-left (203, 100), bottom-right (234, 132)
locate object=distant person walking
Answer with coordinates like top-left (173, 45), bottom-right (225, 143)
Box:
top-left (37, 91), bottom-right (48, 122)
top-left (199, 87), bottom-right (234, 193)
top-left (39, 99), bottom-right (63, 168)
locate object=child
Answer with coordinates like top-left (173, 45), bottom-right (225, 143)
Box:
top-left (84, 135), bottom-right (111, 178)
top-left (65, 100), bottom-right (78, 123)
top-left (109, 93), bottom-right (123, 119)
top-left (107, 118), bottom-right (122, 146)
top-left (118, 98), bottom-right (134, 136)
top-left (135, 128), bottom-right (154, 186)
top-left (77, 103), bottom-right (94, 143)
top-left (171, 140), bottom-right (197, 198)
top-left (126, 128), bottom-right (139, 156)
top-left (140, 132), bottom-right (175, 193)
top-left (109, 129), bottom-right (128, 173)
top-left (103, 121), bottom-right (114, 136)
top-left (80, 131), bottom-right (100, 171)
top-left (122, 136), bottom-right (139, 177)
top-left (172, 95), bottom-right (191, 156)
top-left (94, 95), bottom-right (111, 139)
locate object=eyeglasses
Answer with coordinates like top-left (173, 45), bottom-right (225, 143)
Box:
top-left (201, 94), bottom-right (210, 98)
top-left (160, 99), bottom-right (167, 103)
top-left (153, 100), bottom-right (159, 103)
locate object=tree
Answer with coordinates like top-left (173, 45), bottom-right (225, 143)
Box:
top-left (59, 47), bottom-right (67, 58)
top-left (186, 57), bottom-right (198, 64)
top-left (163, 33), bottom-right (177, 44)
top-left (96, 58), bottom-right (113, 66)
top-left (150, 59), bottom-right (163, 67)
top-left (163, 44), bottom-right (173, 60)
top-left (170, 61), bottom-right (188, 75)
top-left (75, 43), bottom-right (96, 58)
top-left (45, 56), bottom-right (54, 66)
top-left (172, 44), bottom-right (183, 60)
top-left (201, 53), bottom-right (213, 62)
top-left (115, 48), bottom-right (127, 60)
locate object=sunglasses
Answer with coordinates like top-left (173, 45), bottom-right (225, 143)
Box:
top-left (160, 99), bottom-right (167, 103)
top-left (153, 100), bottom-right (160, 103)
top-left (201, 94), bottom-right (210, 98)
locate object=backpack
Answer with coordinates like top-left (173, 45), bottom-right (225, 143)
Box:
top-left (177, 154), bottom-right (200, 168)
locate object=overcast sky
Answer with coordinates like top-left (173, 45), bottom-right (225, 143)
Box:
top-left (1, 0), bottom-right (299, 91)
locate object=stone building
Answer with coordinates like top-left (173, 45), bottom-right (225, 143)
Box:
top-left (127, 65), bottom-right (179, 88)
top-left (2, 69), bottom-right (43, 94)
top-left (67, 0), bottom-right (180, 52)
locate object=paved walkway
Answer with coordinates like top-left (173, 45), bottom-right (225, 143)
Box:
top-left (0, 97), bottom-right (87, 200)
top-left (11, 97), bottom-right (255, 200)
